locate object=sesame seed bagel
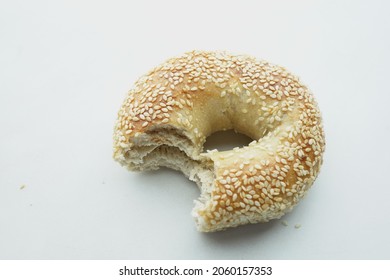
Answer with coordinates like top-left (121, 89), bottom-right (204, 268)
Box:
top-left (113, 50), bottom-right (325, 232)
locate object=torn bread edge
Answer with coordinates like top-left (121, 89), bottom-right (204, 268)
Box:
top-left (114, 124), bottom-right (216, 232)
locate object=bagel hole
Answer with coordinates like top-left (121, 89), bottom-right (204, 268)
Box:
top-left (203, 129), bottom-right (253, 152)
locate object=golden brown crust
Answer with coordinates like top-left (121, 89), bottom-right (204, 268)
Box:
top-left (113, 50), bottom-right (325, 232)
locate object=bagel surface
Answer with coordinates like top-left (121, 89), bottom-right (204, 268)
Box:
top-left (113, 50), bottom-right (325, 232)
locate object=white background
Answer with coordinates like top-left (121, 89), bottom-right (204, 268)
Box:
top-left (1, 0), bottom-right (389, 259)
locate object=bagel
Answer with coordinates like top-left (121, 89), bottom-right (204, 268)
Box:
top-left (113, 50), bottom-right (325, 232)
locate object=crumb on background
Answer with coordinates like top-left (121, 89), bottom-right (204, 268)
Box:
top-left (294, 224), bottom-right (301, 229)
top-left (281, 220), bottom-right (288, 227)
top-left (20, 184), bottom-right (26, 190)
